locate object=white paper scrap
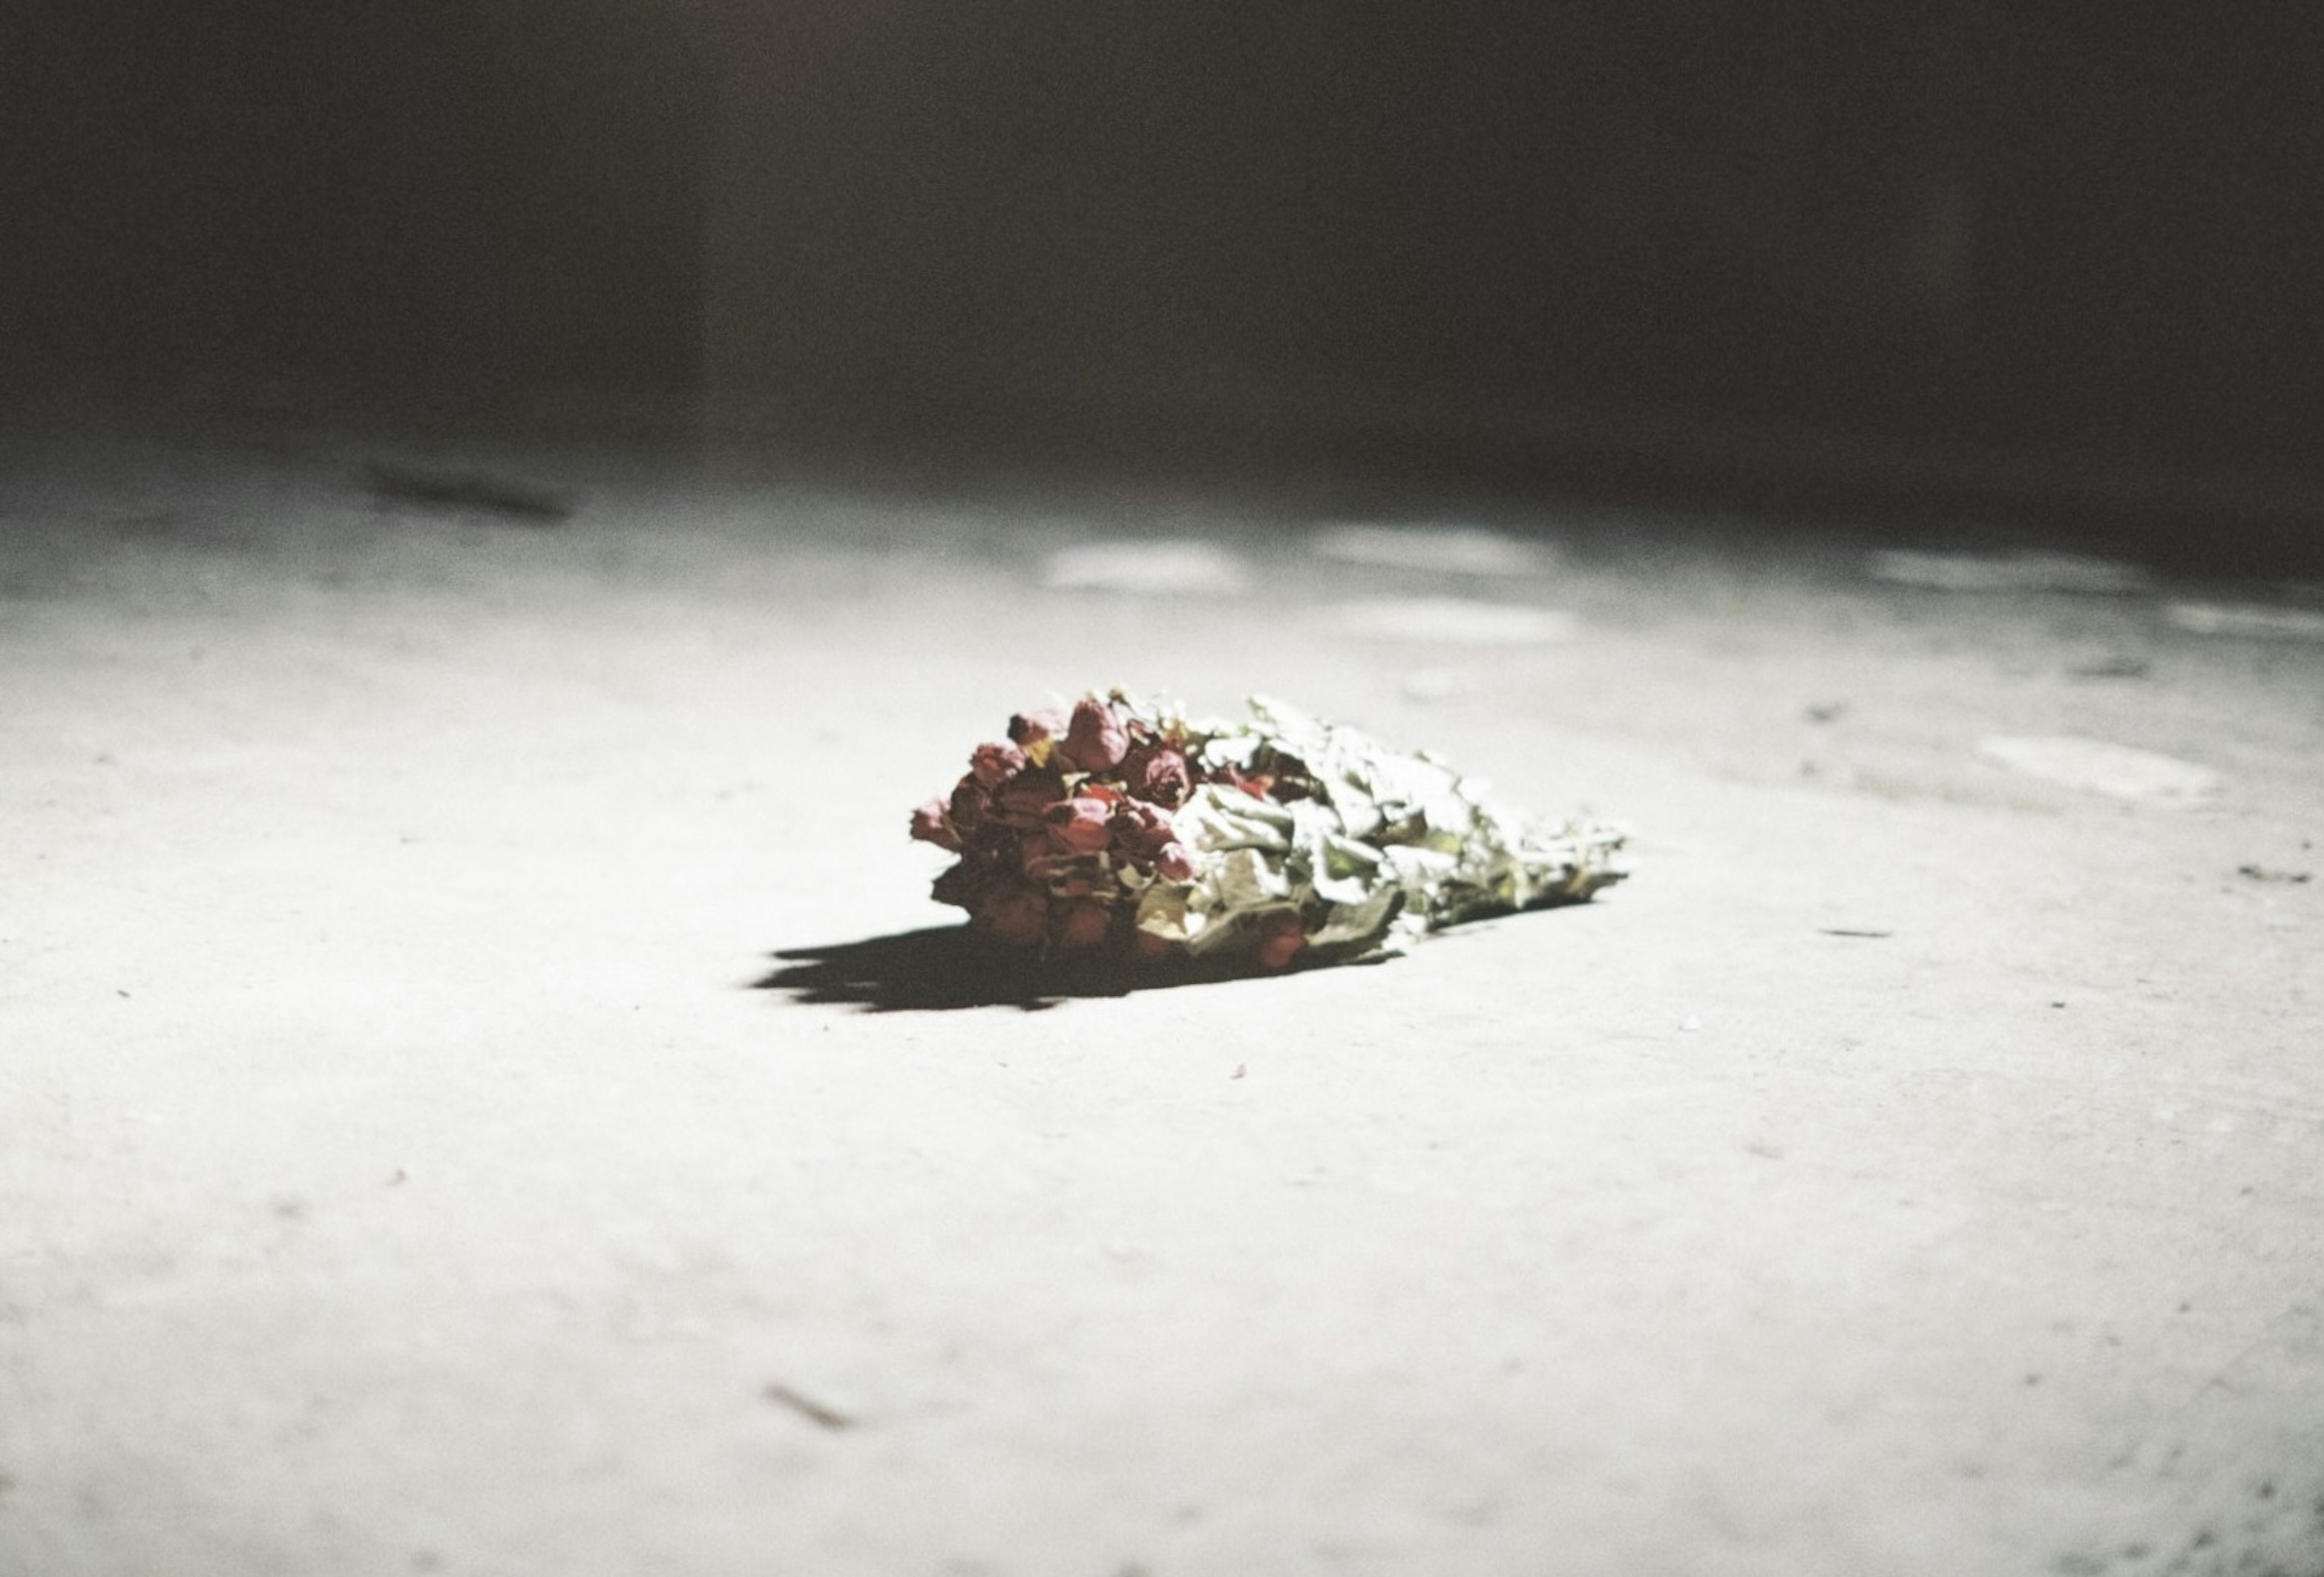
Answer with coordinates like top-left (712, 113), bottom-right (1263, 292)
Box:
top-left (1330, 598), bottom-right (1575, 645)
top-left (1042, 541), bottom-right (1250, 595)
top-left (1977, 735), bottom-right (2222, 804)
top-left (1313, 524), bottom-right (1554, 576)
top-left (2164, 602), bottom-right (2324, 643)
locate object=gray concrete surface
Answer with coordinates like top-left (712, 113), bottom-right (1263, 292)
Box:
top-left (2, 434), bottom-right (2320, 1576)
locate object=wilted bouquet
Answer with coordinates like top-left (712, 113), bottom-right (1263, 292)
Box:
top-left (911, 690), bottom-right (1626, 969)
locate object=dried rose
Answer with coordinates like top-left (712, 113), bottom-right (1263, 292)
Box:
top-left (970, 741), bottom-right (1027, 788)
top-left (1059, 697), bottom-right (1129, 772)
top-left (1153, 841), bottom-right (1195, 882)
top-left (1120, 742), bottom-right (1192, 805)
top-left (1045, 796), bottom-right (1114, 854)
top-left (909, 799), bottom-right (962, 852)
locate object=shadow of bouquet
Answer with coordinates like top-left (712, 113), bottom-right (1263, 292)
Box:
top-left (753, 925), bottom-right (1356, 1012)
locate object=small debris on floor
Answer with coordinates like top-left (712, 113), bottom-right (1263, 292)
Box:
top-left (1042, 541), bottom-right (1249, 595)
top-left (1310, 523), bottom-right (1554, 575)
top-left (1866, 548), bottom-right (2152, 594)
top-left (2237, 864), bottom-right (2313, 884)
top-left (1328, 598), bottom-right (1575, 644)
top-left (2164, 601), bottom-right (2324, 643)
top-left (1230, 1063), bottom-right (1247, 1080)
top-left (1804, 700), bottom-right (1850, 723)
top-left (359, 460), bottom-right (575, 523)
top-left (1818, 927), bottom-right (1894, 939)
top-left (1976, 735), bottom-right (2222, 804)
top-left (763, 1383), bottom-right (854, 1431)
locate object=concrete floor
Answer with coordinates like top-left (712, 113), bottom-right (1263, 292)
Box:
top-left (2, 431), bottom-right (2320, 1577)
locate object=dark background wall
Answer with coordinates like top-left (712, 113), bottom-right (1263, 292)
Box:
top-left (5, 2), bottom-right (2319, 562)
top-left (1, 0), bottom-right (709, 401)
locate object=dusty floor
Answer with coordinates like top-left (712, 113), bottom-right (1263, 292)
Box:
top-left (2, 431), bottom-right (2321, 1577)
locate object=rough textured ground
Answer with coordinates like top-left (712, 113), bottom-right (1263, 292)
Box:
top-left (2, 432), bottom-right (2320, 1577)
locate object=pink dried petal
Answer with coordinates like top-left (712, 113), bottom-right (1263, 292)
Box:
top-left (1045, 796), bottom-right (1114, 854)
top-left (1256, 911), bottom-right (1306, 970)
top-left (1218, 764), bottom-right (1276, 800)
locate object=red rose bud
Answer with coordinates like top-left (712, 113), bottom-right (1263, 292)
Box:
top-left (910, 799), bottom-right (963, 852)
top-left (1059, 697), bottom-right (1129, 772)
top-left (1256, 911), bottom-right (1307, 970)
top-left (1045, 796), bottom-right (1114, 854)
top-left (971, 883), bottom-right (1049, 946)
top-left (1154, 841), bottom-right (1195, 882)
top-left (1008, 709), bottom-right (1066, 747)
top-left (970, 741), bottom-right (1027, 788)
top-left (1054, 899), bottom-right (1112, 951)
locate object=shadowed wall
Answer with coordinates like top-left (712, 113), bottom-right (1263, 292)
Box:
top-left (4, 3), bottom-right (2319, 555)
